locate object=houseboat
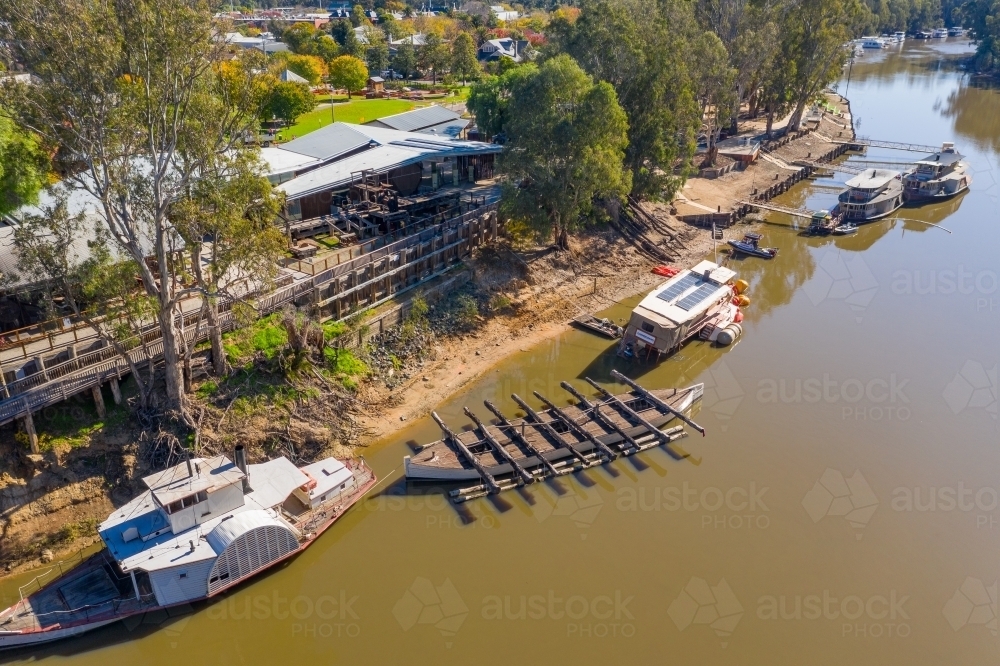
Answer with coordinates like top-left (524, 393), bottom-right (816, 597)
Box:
top-left (862, 37), bottom-right (888, 48)
top-left (618, 260), bottom-right (746, 362)
top-left (902, 142), bottom-right (971, 202)
top-left (948, 26), bottom-right (965, 36)
top-left (0, 449), bottom-right (376, 650)
top-left (837, 169), bottom-right (905, 222)
top-left (894, 31), bottom-right (907, 42)
top-left (932, 28), bottom-right (948, 38)
top-left (915, 30), bottom-right (933, 39)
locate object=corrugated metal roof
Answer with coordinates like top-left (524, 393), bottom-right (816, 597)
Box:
top-left (277, 144), bottom-right (432, 199)
top-left (206, 509), bottom-right (290, 554)
top-left (366, 104), bottom-right (462, 133)
top-left (281, 122), bottom-right (373, 161)
top-left (416, 118), bottom-right (471, 139)
top-left (845, 169), bottom-right (900, 189)
top-left (268, 122), bottom-right (499, 200)
top-left (259, 146), bottom-right (324, 175)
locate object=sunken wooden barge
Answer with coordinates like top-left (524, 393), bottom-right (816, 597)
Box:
top-left (405, 370), bottom-right (704, 501)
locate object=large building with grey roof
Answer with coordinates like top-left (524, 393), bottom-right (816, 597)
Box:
top-left (259, 116), bottom-right (499, 221)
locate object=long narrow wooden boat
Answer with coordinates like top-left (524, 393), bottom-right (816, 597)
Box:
top-left (405, 375), bottom-right (704, 484)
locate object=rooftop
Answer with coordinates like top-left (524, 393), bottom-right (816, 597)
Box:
top-left (279, 122), bottom-right (374, 162)
top-left (916, 150), bottom-right (964, 167)
top-left (142, 455), bottom-right (245, 506)
top-left (300, 458), bottom-right (353, 500)
top-left (100, 457), bottom-right (309, 573)
top-left (633, 261), bottom-right (736, 327)
top-left (364, 105), bottom-right (463, 133)
top-left (845, 169), bottom-right (900, 190)
top-left (274, 122), bottom-right (500, 200)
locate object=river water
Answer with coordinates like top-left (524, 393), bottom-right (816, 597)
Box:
top-left (2, 39), bottom-right (998, 665)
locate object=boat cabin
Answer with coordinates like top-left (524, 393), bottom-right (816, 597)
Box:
top-left (838, 168), bottom-right (904, 221)
top-left (903, 143), bottom-right (970, 200)
top-left (620, 260), bottom-right (737, 356)
top-left (97, 451), bottom-right (346, 607)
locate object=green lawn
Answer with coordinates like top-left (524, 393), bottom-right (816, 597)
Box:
top-left (278, 99), bottom-right (420, 141)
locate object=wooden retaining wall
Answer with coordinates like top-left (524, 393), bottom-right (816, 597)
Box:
top-left (680, 141), bottom-right (852, 229)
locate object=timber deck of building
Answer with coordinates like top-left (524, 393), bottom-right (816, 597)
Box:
top-left (0, 202), bottom-right (501, 440)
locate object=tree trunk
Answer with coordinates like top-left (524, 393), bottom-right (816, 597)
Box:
top-left (766, 104), bottom-right (775, 139)
top-left (206, 297), bottom-right (228, 377)
top-left (190, 244), bottom-right (228, 378)
top-left (557, 224), bottom-right (568, 250)
top-left (158, 304), bottom-right (187, 419)
top-left (787, 101), bottom-right (806, 132)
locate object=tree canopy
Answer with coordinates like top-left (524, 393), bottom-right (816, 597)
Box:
top-left (266, 80), bottom-right (316, 124)
top-left (0, 116), bottom-right (47, 217)
top-left (328, 55), bottom-right (369, 98)
top-left (498, 55), bottom-right (631, 248)
top-left (554, 0), bottom-right (702, 198)
top-left (0, 0), bottom-right (277, 422)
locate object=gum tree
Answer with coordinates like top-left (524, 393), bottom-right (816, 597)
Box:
top-left (499, 55), bottom-right (630, 249)
top-left (0, 0), bottom-right (275, 424)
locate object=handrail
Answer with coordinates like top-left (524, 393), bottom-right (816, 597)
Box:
top-left (0, 206), bottom-right (499, 425)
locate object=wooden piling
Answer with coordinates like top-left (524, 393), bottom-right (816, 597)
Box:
top-left (510, 393), bottom-right (590, 464)
top-left (532, 390), bottom-right (618, 460)
top-left (560, 382), bottom-right (642, 452)
top-left (91, 385), bottom-right (106, 419)
top-left (20, 402), bottom-right (38, 454)
top-left (583, 378), bottom-right (681, 448)
top-left (431, 411), bottom-right (501, 494)
top-left (462, 407), bottom-right (534, 485)
top-left (610, 370), bottom-right (706, 436)
top-left (483, 400), bottom-right (563, 477)
top-left (109, 377), bottom-right (122, 405)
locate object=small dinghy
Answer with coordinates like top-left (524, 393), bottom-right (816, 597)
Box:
top-left (832, 222), bottom-right (858, 235)
top-left (572, 314), bottom-right (623, 339)
top-left (727, 233), bottom-right (778, 259)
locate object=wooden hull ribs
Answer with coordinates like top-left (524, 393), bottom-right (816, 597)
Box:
top-left (404, 370), bottom-right (705, 501)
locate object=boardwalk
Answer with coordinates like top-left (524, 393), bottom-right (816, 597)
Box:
top-left (0, 204), bottom-right (500, 435)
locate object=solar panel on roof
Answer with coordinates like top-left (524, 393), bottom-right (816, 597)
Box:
top-left (656, 273), bottom-right (700, 303)
top-left (676, 283), bottom-right (719, 311)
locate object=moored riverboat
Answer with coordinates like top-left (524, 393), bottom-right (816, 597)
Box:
top-left (836, 169), bottom-right (905, 222)
top-left (617, 260), bottom-right (747, 361)
top-left (902, 142), bottom-right (971, 202)
top-left (0, 450), bottom-right (375, 650)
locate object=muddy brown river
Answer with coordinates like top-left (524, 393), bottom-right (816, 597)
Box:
top-left (2, 39), bottom-right (998, 665)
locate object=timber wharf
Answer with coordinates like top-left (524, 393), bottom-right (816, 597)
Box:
top-left (405, 370), bottom-right (705, 502)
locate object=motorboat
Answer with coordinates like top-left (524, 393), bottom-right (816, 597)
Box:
top-left (727, 233), bottom-right (779, 259)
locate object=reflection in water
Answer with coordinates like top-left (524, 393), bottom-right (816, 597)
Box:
top-left (939, 77), bottom-right (1000, 154)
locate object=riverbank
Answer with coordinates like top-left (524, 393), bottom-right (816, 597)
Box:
top-left (0, 96), bottom-right (850, 579)
top-left (674, 92), bottom-right (855, 222)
